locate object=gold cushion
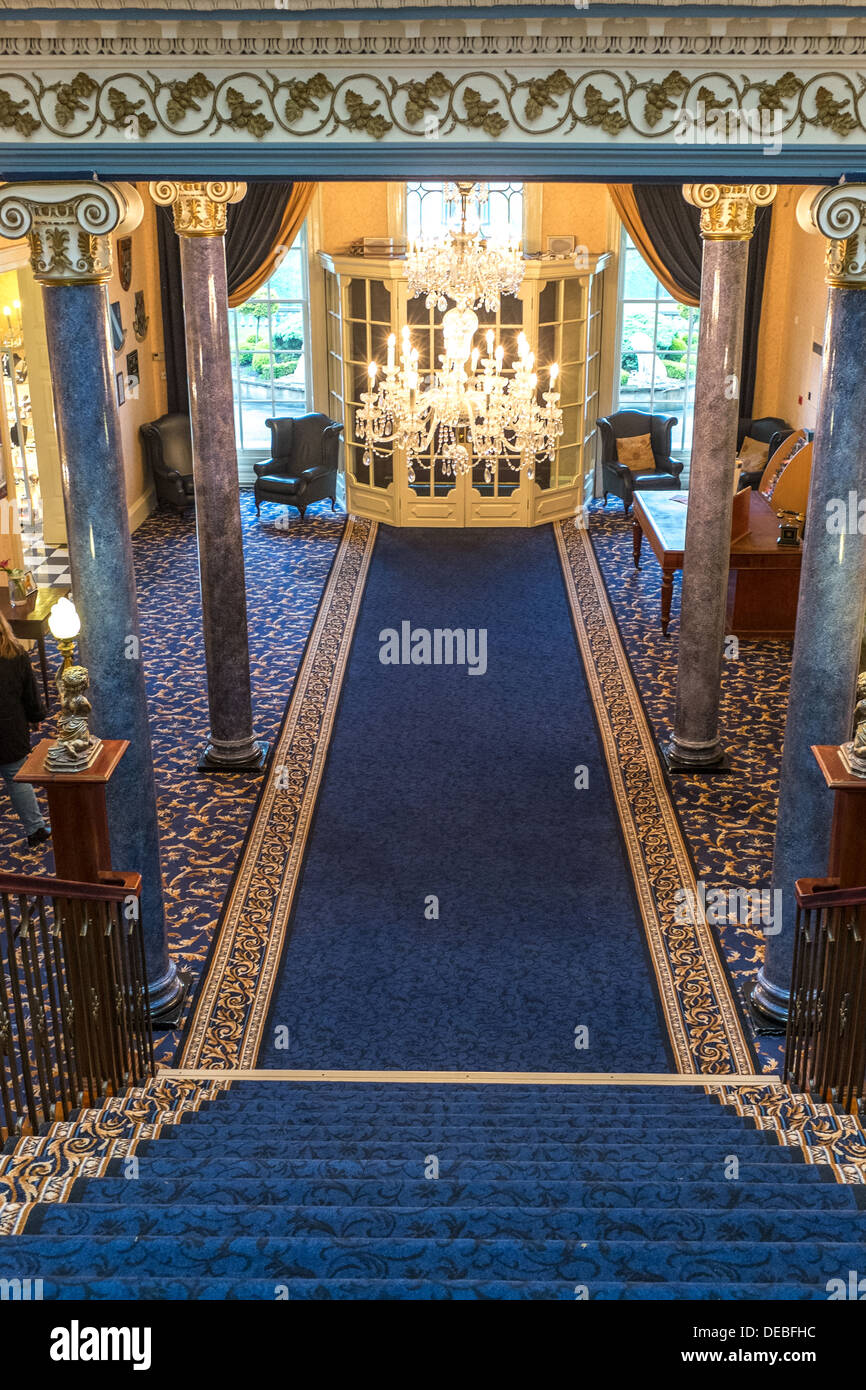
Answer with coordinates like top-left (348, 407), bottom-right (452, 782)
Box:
top-left (738, 435), bottom-right (770, 467)
top-left (615, 433), bottom-right (656, 471)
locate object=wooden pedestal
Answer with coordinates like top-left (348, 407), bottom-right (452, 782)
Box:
top-left (15, 739), bottom-right (129, 884)
top-left (812, 745), bottom-right (866, 888)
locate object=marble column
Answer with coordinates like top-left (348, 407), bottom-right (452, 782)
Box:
top-left (148, 181), bottom-right (266, 772)
top-left (0, 182), bottom-right (181, 1015)
top-left (753, 183), bottom-right (866, 1023)
top-left (666, 184), bottom-right (777, 771)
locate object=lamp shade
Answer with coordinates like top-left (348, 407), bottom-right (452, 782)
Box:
top-left (48, 595), bottom-right (81, 641)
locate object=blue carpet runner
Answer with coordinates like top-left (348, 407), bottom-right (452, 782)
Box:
top-left (259, 527), bottom-right (671, 1072)
top-left (5, 1082), bottom-right (866, 1298)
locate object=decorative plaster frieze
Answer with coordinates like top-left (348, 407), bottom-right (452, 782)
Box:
top-left (0, 62), bottom-right (864, 147)
top-left (4, 26), bottom-right (866, 63)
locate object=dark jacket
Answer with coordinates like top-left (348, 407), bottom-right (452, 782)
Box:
top-left (0, 651), bottom-right (46, 764)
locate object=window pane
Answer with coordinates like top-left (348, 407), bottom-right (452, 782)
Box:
top-left (228, 224), bottom-right (312, 451)
top-left (268, 249), bottom-right (304, 299)
top-left (617, 229), bottom-right (699, 453)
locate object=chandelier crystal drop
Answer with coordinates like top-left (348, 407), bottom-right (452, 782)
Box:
top-left (406, 182), bottom-right (523, 314)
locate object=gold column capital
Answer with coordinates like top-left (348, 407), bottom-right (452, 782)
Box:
top-left (148, 181), bottom-right (246, 237)
top-left (0, 181), bottom-right (142, 285)
top-left (797, 182), bottom-right (866, 289)
top-left (682, 184), bottom-right (777, 241)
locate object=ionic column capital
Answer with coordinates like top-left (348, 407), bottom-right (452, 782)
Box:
top-left (797, 182), bottom-right (866, 289)
top-left (148, 181), bottom-right (246, 237)
top-left (0, 181), bottom-right (143, 285)
top-left (683, 184), bottom-right (777, 241)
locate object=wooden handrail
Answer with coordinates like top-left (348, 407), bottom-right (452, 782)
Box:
top-left (795, 876), bottom-right (866, 911)
top-left (0, 870), bottom-right (141, 903)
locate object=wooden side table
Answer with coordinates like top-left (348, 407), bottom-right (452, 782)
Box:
top-left (0, 584), bottom-right (71, 706)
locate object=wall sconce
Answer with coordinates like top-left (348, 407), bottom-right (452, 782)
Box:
top-left (46, 597), bottom-right (102, 772)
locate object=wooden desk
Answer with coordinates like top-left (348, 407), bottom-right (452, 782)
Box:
top-left (0, 584), bottom-right (71, 705)
top-left (632, 489), bottom-right (802, 638)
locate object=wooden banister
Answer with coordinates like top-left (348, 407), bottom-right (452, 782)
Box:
top-left (795, 876), bottom-right (866, 911)
top-left (0, 869), bottom-right (142, 903)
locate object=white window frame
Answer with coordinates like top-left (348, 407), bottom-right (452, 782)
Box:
top-left (230, 222), bottom-right (313, 477)
top-left (615, 226), bottom-right (699, 456)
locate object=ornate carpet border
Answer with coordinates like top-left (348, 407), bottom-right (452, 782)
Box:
top-left (180, 515), bottom-right (377, 1069)
top-left (555, 519), bottom-right (753, 1076)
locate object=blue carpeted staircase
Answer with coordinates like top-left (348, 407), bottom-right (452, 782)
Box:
top-left (2, 1078), bottom-right (865, 1299)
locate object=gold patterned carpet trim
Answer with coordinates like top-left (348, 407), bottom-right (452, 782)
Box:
top-left (165, 1068), bottom-right (774, 1085)
top-left (555, 520), bottom-right (753, 1076)
top-left (180, 516), bottom-right (377, 1069)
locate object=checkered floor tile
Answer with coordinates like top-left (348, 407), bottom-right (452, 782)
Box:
top-left (21, 537), bottom-right (71, 589)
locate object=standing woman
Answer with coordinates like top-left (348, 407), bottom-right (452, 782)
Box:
top-left (0, 609), bottom-right (50, 848)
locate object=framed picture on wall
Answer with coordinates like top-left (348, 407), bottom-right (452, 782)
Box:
top-left (125, 349), bottom-right (139, 399)
top-left (115, 370), bottom-right (125, 407)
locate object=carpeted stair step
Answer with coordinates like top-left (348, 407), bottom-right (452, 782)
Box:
top-left (114, 1153), bottom-right (814, 1180)
top-left (165, 1114), bottom-right (754, 1139)
top-left (26, 1201), bottom-right (866, 1243)
top-left (29, 1277), bottom-right (833, 1301)
top-left (9, 1234), bottom-right (864, 1282)
top-left (210, 1081), bottom-right (747, 1099)
top-left (129, 1135), bottom-right (784, 1162)
top-left (67, 1175), bottom-right (855, 1209)
top-left (208, 1090), bottom-right (750, 1113)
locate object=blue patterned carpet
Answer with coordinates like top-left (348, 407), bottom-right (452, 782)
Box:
top-left (0, 495), bottom-right (345, 1064)
top-left (11, 1080), bottom-right (866, 1298)
top-left (258, 525), bottom-right (672, 1072)
top-left (586, 501), bottom-right (789, 1072)
top-left (0, 496), bottom-right (786, 1072)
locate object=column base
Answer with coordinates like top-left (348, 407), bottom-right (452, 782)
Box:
top-left (197, 739), bottom-right (270, 774)
top-left (149, 968), bottom-right (192, 1030)
top-left (146, 958), bottom-right (185, 1019)
top-left (659, 738), bottom-right (732, 775)
top-left (749, 965), bottom-right (790, 1028)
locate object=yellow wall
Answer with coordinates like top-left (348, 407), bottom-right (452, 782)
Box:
top-left (753, 186), bottom-right (828, 431)
top-left (320, 182), bottom-right (390, 250)
top-left (107, 188), bottom-right (167, 528)
top-left (539, 183), bottom-right (612, 252)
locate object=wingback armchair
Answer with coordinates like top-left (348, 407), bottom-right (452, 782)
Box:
top-left (597, 411), bottom-right (682, 514)
top-left (253, 413), bottom-right (342, 520)
top-left (736, 415), bottom-right (795, 490)
top-left (139, 413), bottom-right (195, 512)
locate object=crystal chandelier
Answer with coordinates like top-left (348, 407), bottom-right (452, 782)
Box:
top-left (407, 182), bottom-right (523, 314)
top-left (356, 181), bottom-right (561, 483)
top-left (357, 310), bottom-right (562, 483)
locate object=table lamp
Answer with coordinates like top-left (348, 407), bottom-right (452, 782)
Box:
top-left (46, 596), bottom-right (102, 772)
top-left (47, 595), bottom-right (80, 676)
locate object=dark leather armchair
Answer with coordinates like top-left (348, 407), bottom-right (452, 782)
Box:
top-left (253, 413), bottom-right (342, 520)
top-left (597, 410), bottom-right (682, 515)
top-left (139, 413), bottom-right (195, 512)
top-left (737, 415), bottom-right (795, 490)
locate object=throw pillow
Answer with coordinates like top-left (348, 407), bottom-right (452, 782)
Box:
top-left (738, 435), bottom-right (770, 467)
top-left (615, 433), bottom-right (656, 471)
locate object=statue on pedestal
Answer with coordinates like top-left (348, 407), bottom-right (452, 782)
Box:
top-left (46, 663), bottom-right (102, 773)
